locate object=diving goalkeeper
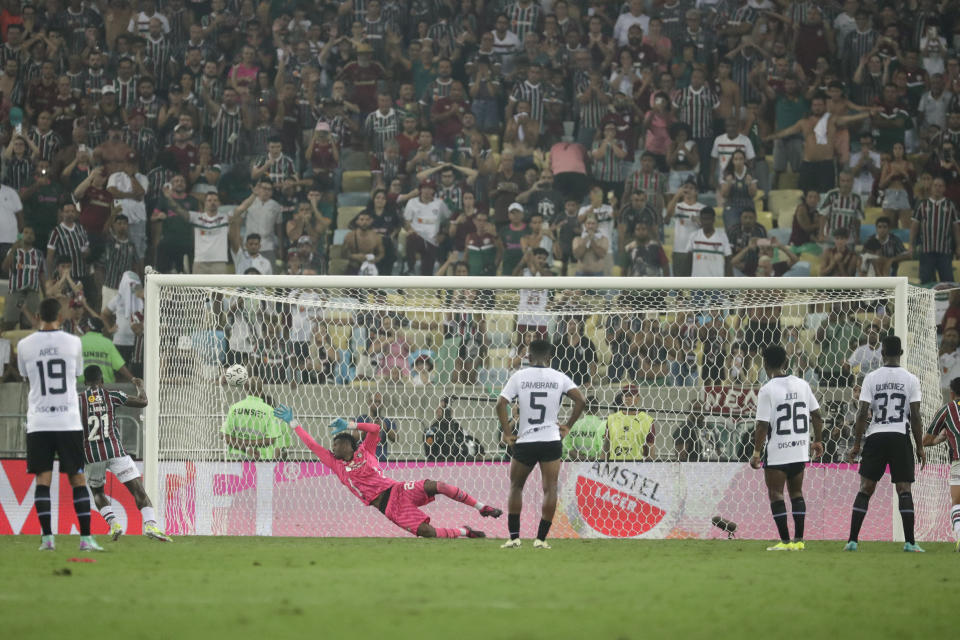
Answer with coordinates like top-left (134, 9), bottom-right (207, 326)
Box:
top-left (275, 405), bottom-right (502, 538)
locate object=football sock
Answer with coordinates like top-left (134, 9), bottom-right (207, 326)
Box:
top-left (508, 513), bottom-right (520, 540)
top-left (434, 527), bottom-right (465, 538)
top-left (435, 482), bottom-right (478, 508)
top-left (99, 505), bottom-right (116, 525)
top-left (790, 496), bottom-right (806, 541)
top-left (141, 506), bottom-right (156, 525)
top-left (951, 505), bottom-right (960, 537)
top-left (848, 491), bottom-right (870, 542)
top-left (34, 485), bottom-right (52, 536)
top-left (898, 492), bottom-right (915, 545)
top-left (537, 519), bottom-right (552, 542)
top-left (73, 486), bottom-right (91, 537)
top-left (770, 500), bottom-right (790, 542)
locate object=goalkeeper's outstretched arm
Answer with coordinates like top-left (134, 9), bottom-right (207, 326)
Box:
top-left (274, 405), bottom-right (339, 468)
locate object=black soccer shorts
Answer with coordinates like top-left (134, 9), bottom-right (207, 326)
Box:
top-left (763, 461), bottom-right (807, 479)
top-left (511, 440), bottom-right (563, 467)
top-left (859, 432), bottom-right (915, 483)
top-left (26, 431), bottom-right (86, 475)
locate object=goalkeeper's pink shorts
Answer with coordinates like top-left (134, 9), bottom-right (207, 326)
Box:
top-left (384, 479), bottom-right (435, 535)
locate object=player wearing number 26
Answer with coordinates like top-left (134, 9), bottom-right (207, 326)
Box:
top-left (16, 298), bottom-right (100, 551)
top-left (751, 345), bottom-right (824, 551)
top-left (845, 336), bottom-right (926, 552)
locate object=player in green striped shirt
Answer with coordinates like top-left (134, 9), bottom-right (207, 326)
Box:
top-left (221, 381), bottom-right (292, 460)
top-left (923, 376), bottom-right (960, 550)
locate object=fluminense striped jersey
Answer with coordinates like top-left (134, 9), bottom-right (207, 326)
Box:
top-left (592, 139), bottom-right (627, 183)
top-left (47, 222), bottom-right (89, 280)
top-left (100, 236), bottom-right (139, 289)
top-left (656, 0), bottom-right (688, 44)
top-left (79, 386), bottom-right (129, 463)
top-left (819, 189), bottom-right (864, 237)
top-left (625, 168), bottom-right (666, 197)
top-left (913, 197), bottom-right (960, 254)
top-left (113, 76), bottom-right (138, 110)
top-left (364, 109), bottom-right (401, 154)
top-left (2, 155), bottom-right (33, 190)
top-left (83, 69), bottom-right (109, 97)
top-left (144, 35), bottom-right (173, 86)
top-left (575, 74), bottom-right (610, 129)
top-left (927, 400), bottom-right (960, 461)
top-left (842, 29), bottom-right (877, 78)
top-left (28, 128), bottom-right (62, 162)
top-left (673, 86), bottom-right (719, 139)
top-left (211, 105), bottom-right (244, 164)
top-left (122, 126), bottom-right (158, 167)
top-left (507, 1), bottom-right (541, 41)
top-left (254, 153), bottom-right (297, 183)
top-left (7, 247), bottom-right (45, 292)
top-left (509, 80), bottom-right (545, 124)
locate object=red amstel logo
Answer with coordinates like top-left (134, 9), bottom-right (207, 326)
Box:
top-left (571, 462), bottom-right (670, 537)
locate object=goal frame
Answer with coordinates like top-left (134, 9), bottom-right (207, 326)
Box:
top-left (144, 274), bottom-right (910, 532)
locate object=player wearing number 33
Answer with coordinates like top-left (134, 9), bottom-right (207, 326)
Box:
top-left (17, 298), bottom-right (100, 551)
top-left (496, 340), bottom-right (587, 549)
top-left (844, 336), bottom-right (926, 552)
top-left (751, 345), bottom-right (824, 551)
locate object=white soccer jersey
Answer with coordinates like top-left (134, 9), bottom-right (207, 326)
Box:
top-left (671, 201), bottom-right (703, 254)
top-left (517, 268), bottom-right (549, 328)
top-left (190, 209), bottom-right (233, 263)
top-left (17, 329), bottom-right (83, 433)
top-left (755, 375), bottom-right (820, 465)
top-left (499, 366), bottom-right (577, 443)
top-left (859, 365), bottom-right (922, 438)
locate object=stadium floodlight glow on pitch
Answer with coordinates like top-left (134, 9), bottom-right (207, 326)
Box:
top-left (143, 275), bottom-right (953, 541)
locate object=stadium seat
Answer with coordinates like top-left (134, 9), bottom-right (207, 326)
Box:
top-left (768, 190), bottom-right (802, 228)
top-left (864, 207), bottom-right (884, 225)
top-left (328, 258), bottom-right (349, 275)
top-left (341, 171), bottom-right (372, 193)
top-left (338, 192), bottom-right (370, 207)
top-left (859, 224), bottom-right (876, 245)
top-left (757, 210), bottom-right (773, 230)
top-left (332, 229), bottom-right (349, 245)
top-left (899, 260), bottom-right (921, 284)
top-left (337, 206), bottom-right (364, 229)
top-left (341, 150), bottom-right (371, 171)
top-left (776, 172), bottom-right (799, 189)
top-left (2, 329), bottom-right (35, 353)
top-left (799, 253), bottom-right (821, 277)
top-left (891, 228), bottom-right (909, 243)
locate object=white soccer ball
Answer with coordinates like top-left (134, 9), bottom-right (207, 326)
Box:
top-left (225, 364), bottom-right (249, 387)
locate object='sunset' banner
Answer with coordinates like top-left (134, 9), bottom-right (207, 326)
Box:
top-left (2, 460), bottom-right (952, 540)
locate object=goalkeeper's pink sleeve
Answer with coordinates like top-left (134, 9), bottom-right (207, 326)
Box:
top-left (356, 422), bottom-right (380, 455)
top-left (294, 425), bottom-right (337, 468)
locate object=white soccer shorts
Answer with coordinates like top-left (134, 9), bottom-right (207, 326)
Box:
top-left (85, 455), bottom-right (141, 489)
top-left (950, 461), bottom-right (960, 487)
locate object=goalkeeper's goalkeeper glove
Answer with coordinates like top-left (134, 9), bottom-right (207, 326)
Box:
top-left (328, 418), bottom-right (349, 434)
top-left (274, 405), bottom-right (294, 424)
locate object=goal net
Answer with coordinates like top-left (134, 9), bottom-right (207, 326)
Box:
top-left (143, 275), bottom-right (953, 541)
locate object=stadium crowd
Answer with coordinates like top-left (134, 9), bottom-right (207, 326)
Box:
top-left (1, 0), bottom-right (960, 412)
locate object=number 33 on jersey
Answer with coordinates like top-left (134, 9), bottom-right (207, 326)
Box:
top-left (755, 375), bottom-right (821, 465)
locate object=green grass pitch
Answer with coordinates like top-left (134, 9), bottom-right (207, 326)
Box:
top-left (0, 537), bottom-right (955, 640)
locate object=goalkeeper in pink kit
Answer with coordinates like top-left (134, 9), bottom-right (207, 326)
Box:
top-left (275, 405), bottom-right (502, 537)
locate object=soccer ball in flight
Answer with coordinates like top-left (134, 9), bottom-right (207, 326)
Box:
top-left (225, 364), bottom-right (249, 387)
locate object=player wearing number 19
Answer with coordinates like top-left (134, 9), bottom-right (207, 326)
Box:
top-left (79, 365), bottom-right (170, 542)
top-left (750, 345), bottom-right (824, 551)
top-left (16, 298), bottom-right (100, 551)
top-left (845, 336), bottom-right (926, 552)
top-left (496, 339), bottom-right (586, 549)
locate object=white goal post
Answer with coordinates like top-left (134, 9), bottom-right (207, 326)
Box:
top-left (143, 275), bottom-right (953, 540)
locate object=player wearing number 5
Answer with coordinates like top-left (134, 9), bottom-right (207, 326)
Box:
top-left (17, 298), bottom-right (100, 551)
top-left (845, 336), bottom-right (926, 552)
top-left (79, 366), bottom-right (170, 542)
top-left (751, 346), bottom-right (824, 551)
top-left (496, 340), bottom-right (586, 549)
